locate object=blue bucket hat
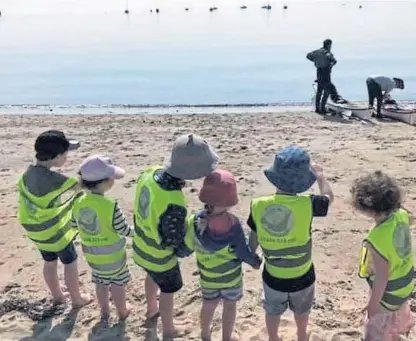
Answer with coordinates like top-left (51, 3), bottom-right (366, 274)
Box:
top-left (264, 146), bottom-right (317, 194)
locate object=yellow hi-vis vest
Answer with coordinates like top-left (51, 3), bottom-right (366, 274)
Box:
top-left (251, 194), bottom-right (313, 279)
top-left (359, 209), bottom-right (414, 311)
top-left (72, 193), bottom-right (127, 278)
top-left (185, 214), bottom-right (242, 289)
top-left (17, 175), bottom-right (78, 252)
top-left (133, 166), bottom-right (186, 273)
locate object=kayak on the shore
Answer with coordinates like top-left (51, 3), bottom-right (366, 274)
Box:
top-left (312, 82), bottom-right (372, 121)
top-left (382, 98), bottom-right (416, 125)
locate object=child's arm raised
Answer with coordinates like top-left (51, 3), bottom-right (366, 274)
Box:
top-left (312, 163), bottom-right (334, 204)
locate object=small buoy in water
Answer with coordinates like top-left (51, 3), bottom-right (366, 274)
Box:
top-left (150, 9), bottom-right (152, 12)
top-left (156, 8), bottom-right (159, 13)
top-left (283, 5), bottom-right (288, 9)
top-left (185, 8), bottom-right (189, 11)
top-left (359, 5), bottom-right (362, 8)
top-left (240, 6), bottom-right (247, 9)
top-left (124, 9), bottom-right (129, 14)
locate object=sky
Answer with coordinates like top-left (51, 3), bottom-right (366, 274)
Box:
top-left (1, 0), bottom-right (411, 15)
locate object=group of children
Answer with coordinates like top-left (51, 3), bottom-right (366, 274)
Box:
top-left (17, 130), bottom-right (415, 341)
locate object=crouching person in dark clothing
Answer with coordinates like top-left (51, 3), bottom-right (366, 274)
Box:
top-left (366, 76), bottom-right (404, 118)
top-left (307, 39), bottom-right (337, 114)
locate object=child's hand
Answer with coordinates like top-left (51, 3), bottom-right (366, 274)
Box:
top-left (252, 254), bottom-right (263, 269)
top-left (311, 163), bottom-right (324, 178)
top-left (361, 302), bottom-right (380, 318)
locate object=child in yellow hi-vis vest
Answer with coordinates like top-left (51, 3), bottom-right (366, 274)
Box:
top-left (186, 169), bottom-right (261, 341)
top-left (72, 155), bottom-right (133, 321)
top-left (351, 171), bottom-right (414, 341)
top-left (185, 169), bottom-right (262, 341)
top-left (247, 145), bottom-right (334, 341)
top-left (17, 130), bottom-right (91, 308)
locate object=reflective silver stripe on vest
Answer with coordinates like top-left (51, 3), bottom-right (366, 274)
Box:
top-left (132, 242), bottom-right (175, 265)
top-left (29, 222), bottom-right (75, 244)
top-left (200, 266), bottom-right (241, 284)
top-left (262, 240), bottom-right (312, 258)
top-left (22, 201), bottom-right (73, 232)
top-left (197, 259), bottom-right (241, 274)
top-left (264, 240), bottom-right (312, 268)
top-left (266, 252), bottom-right (312, 268)
top-left (368, 268), bottom-right (414, 292)
top-left (134, 224), bottom-right (165, 250)
top-left (82, 238), bottom-right (126, 256)
top-left (89, 255), bottom-right (127, 274)
top-left (381, 292), bottom-right (410, 307)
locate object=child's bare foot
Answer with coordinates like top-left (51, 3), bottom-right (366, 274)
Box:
top-left (201, 334), bottom-right (211, 341)
top-left (52, 292), bottom-right (70, 305)
top-left (163, 326), bottom-right (190, 341)
top-left (118, 304), bottom-right (132, 321)
top-left (143, 310), bottom-right (160, 328)
top-left (72, 293), bottom-right (93, 309)
top-left (100, 312), bottom-right (110, 324)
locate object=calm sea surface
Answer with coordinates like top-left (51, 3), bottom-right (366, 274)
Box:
top-left (1, 0), bottom-right (416, 107)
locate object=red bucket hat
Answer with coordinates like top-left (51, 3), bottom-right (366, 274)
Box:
top-left (199, 169), bottom-right (239, 207)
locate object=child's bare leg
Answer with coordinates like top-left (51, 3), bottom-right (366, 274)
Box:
top-left (222, 300), bottom-right (237, 341)
top-left (64, 260), bottom-right (92, 308)
top-left (200, 299), bottom-right (220, 340)
top-left (43, 260), bottom-right (66, 303)
top-left (294, 313), bottom-right (310, 341)
top-left (111, 283), bottom-right (131, 320)
top-left (160, 292), bottom-right (175, 336)
top-left (265, 314), bottom-right (281, 341)
top-left (145, 274), bottom-right (159, 318)
top-left (96, 283), bottom-right (110, 320)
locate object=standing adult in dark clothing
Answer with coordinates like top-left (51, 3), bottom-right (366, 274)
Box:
top-left (307, 39), bottom-right (337, 114)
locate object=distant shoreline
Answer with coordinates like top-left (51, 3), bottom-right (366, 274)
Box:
top-left (1, 100), bottom-right (416, 115)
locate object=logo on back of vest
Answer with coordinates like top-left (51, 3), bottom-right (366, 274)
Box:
top-left (393, 223), bottom-right (412, 258)
top-left (78, 208), bottom-right (100, 235)
top-left (261, 204), bottom-right (294, 237)
top-left (23, 197), bottom-right (38, 215)
top-left (138, 186), bottom-right (150, 219)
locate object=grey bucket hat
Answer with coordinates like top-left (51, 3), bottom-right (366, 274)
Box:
top-left (264, 145), bottom-right (317, 194)
top-left (165, 134), bottom-right (218, 180)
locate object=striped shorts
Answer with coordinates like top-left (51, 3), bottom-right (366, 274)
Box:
top-left (92, 267), bottom-right (131, 286)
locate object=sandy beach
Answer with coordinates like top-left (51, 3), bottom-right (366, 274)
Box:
top-left (0, 111), bottom-right (415, 341)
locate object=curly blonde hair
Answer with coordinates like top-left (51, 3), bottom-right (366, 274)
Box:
top-left (350, 170), bottom-right (402, 214)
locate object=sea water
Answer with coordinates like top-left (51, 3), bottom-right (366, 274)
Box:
top-left (0, 0), bottom-right (416, 108)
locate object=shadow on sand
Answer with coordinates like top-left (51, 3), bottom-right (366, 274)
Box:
top-left (19, 309), bottom-right (80, 341)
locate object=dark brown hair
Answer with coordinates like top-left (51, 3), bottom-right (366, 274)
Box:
top-left (350, 170), bottom-right (402, 214)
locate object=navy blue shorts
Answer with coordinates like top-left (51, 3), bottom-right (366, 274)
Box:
top-left (146, 265), bottom-right (183, 294)
top-left (40, 242), bottom-right (78, 265)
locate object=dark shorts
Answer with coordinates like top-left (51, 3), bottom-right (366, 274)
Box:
top-left (146, 265), bottom-right (183, 294)
top-left (40, 242), bottom-right (78, 265)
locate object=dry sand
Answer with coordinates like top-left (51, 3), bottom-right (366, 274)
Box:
top-left (0, 112), bottom-right (415, 341)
